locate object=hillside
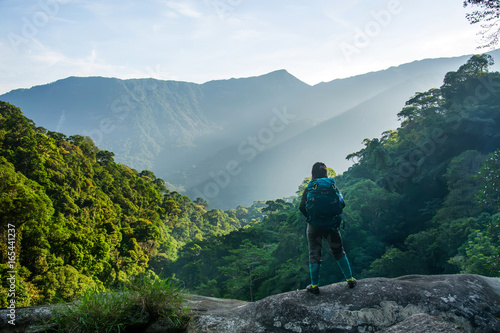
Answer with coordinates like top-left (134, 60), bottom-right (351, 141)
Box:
top-left (0, 101), bottom-right (262, 306)
top-left (2, 51), bottom-right (500, 209)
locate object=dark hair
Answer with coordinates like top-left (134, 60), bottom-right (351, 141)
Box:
top-left (311, 162), bottom-right (328, 180)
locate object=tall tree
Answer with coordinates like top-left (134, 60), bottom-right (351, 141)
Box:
top-left (477, 149), bottom-right (500, 211)
top-left (464, 0), bottom-right (500, 48)
top-left (220, 240), bottom-right (274, 301)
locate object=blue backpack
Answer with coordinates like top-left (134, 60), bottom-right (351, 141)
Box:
top-left (306, 178), bottom-right (344, 229)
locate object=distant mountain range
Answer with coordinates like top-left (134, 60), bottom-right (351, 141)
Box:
top-left (3, 50), bottom-right (500, 209)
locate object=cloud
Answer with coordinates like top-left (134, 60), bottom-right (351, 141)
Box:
top-left (165, 1), bottom-right (202, 18)
top-left (24, 41), bottom-right (113, 76)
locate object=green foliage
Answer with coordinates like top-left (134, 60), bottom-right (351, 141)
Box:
top-left (221, 240), bottom-right (275, 301)
top-left (344, 54), bottom-right (500, 278)
top-left (54, 275), bottom-right (190, 332)
top-left (0, 101), bottom-right (249, 306)
top-left (397, 88), bottom-right (444, 124)
top-left (32, 265), bottom-right (100, 304)
top-left (476, 149), bottom-right (500, 210)
top-left (366, 248), bottom-right (416, 278)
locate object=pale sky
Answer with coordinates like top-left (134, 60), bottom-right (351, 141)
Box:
top-left (0, 0), bottom-right (486, 95)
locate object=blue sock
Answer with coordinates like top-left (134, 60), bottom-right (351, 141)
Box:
top-left (337, 256), bottom-right (353, 280)
top-left (309, 263), bottom-right (320, 286)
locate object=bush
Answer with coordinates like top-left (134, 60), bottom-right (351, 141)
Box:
top-left (54, 275), bottom-right (191, 332)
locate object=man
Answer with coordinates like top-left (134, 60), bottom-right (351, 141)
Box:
top-left (299, 162), bottom-right (356, 294)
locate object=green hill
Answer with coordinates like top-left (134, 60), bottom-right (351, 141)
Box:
top-left (0, 101), bottom-right (261, 306)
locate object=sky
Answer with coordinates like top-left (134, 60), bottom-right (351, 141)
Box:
top-left (0, 0), bottom-right (488, 95)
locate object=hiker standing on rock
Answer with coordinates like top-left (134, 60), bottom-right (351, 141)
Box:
top-left (299, 162), bottom-right (356, 294)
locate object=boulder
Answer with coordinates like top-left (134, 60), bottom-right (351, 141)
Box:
top-left (186, 274), bottom-right (500, 333)
top-left (1, 274), bottom-right (499, 333)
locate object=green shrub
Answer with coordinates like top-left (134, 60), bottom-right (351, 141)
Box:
top-left (54, 275), bottom-right (190, 332)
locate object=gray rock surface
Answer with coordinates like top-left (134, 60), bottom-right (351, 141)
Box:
top-left (1, 274), bottom-right (499, 333)
top-left (186, 274), bottom-right (500, 333)
top-left (381, 313), bottom-right (464, 333)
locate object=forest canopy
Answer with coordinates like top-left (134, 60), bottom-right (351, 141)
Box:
top-left (0, 103), bottom-right (261, 306)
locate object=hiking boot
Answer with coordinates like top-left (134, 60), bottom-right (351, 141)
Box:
top-left (347, 278), bottom-right (357, 289)
top-left (306, 284), bottom-right (320, 294)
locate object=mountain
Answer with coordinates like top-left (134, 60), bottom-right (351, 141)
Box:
top-left (0, 76), bottom-right (212, 172)
top-left (2, 51), bottom-right (500, 208)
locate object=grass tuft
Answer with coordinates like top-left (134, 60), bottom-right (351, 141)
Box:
top-left (54, 275), bottom-right (190, 332)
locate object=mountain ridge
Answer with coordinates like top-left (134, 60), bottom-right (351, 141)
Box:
top-left (2, 51), bottom-right (500, 208)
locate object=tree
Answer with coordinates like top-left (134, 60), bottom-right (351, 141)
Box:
top-left (454, 53), bottom-right (494, 77)
top-left (220, 240), bottom-right (274, 301)
top-left (96, 150), bottom-right (115, 164)
top-left (397, 88), bottom-right (444, 123)
top-left (31, 265), bottom-right (98, 303)
top-left (194, 197), bottom-right (208, 208)
top-left (262, 199), bottom-right (292, 214)
top-left (449, 226), bottom-right (499, 276)
top-left (464, 0), bottom-right (500, 48)
top-left (476, 149), bottom-right (500, 210)
top-left (0, 157), bottom-right (54, 269)
top-left (441, 54), bottom-right (494, 100)
top-left (471, 150), bottom-right (500, 276)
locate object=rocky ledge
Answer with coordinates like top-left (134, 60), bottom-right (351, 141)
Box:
top-left (186, 274), bottom-right (500, 333)
top-left (1, 274), bottom-right (499, 333)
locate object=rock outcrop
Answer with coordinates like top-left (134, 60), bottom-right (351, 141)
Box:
top-left (1, 274), bottom-right (499, 333)
top-left (186, 274), bottom-right (500, 333)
